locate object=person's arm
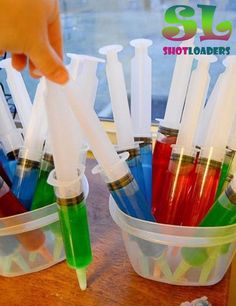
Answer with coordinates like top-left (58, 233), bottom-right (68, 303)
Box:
top-left (0, 0), bottom-right (68, 84)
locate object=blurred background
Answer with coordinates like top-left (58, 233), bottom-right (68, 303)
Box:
top-left (1, 0), bottom-right (236, 122)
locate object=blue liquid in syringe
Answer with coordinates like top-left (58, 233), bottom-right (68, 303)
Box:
top-left (0, 149), bottom-right (17, 182)
top-left (126, 155), bottom-right (146, 198)
top-left (110, 175), bottom-right (155, 222)
top-left (11, 159), bottom-right (40, 210)
top-left (139, 143), bottom-right (152, 207)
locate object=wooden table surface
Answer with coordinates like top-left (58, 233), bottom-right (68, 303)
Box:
top-left (0, 159), bottom-right (230, 306)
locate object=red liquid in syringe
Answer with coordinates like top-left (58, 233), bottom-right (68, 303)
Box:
top-left (157, 153), bottom-right (195, 225)
top-left (152, 126), bottom-right (178, 220)
top-left (181, 159), bottom-right (222, 226)
top-left (0, 176), bottom-right (51, 257)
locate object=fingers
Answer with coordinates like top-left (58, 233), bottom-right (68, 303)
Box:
top-left (29, 41), bottom-right (68, 84)
top-left (11, 54), bottom-right (27, 71)
top-left (29, 59), bottom-right (41, 79)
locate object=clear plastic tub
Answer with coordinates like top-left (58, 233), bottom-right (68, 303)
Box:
top-left (109, 197), bottom-right (236, 286)
top-left (0, 176), bottom-right (89, 277)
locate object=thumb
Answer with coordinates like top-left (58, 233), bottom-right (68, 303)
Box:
top-left (29, 42), bottom-right (69, 84)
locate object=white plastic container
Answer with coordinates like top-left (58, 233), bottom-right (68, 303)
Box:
top-left (109, 197), bottom-right (236, 286)
top-left (0, 175), bottom-right (89, 277)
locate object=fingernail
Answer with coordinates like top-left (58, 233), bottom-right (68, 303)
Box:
top-left (52, 68), bottom-right (69, 84)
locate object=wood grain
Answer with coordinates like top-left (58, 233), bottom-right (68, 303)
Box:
top-left (0, 159), bottom-right (230, 306)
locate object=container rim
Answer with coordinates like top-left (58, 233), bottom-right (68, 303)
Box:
top-left (109, 197), bottom-right (236, 247)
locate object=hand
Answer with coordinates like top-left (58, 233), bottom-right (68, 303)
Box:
top-left (0, 0), bottom-right (68, 84)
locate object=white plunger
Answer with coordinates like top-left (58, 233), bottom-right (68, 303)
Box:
top-left (130, 38), bottom-right (153, 137)
top-left (64, 79), bottom-right (128, 182)
top-left (202, 56), bottom-right (236, 161)
top-left (0, 86), bottom-right (23, 154)
top-left (176, 55), bottom-right (217, 156)
top-left (0, 59), bottom-right (32, 133)
top-left (99, 45), bottom-right (135, 150)
top-left (162, 39), bottom-right (194, 130)
top-left (23, 78), bottom-right (48, 161)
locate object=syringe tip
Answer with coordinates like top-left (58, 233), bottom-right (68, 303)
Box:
top-left (76, 268), bottom-right (87, 291)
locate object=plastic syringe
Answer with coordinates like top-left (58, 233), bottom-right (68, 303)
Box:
top-left (11, 77), bottom-right (48, 210)
top-left (63, 79), bottom-right (155, 222)
top-left (45, 80), bottom-right (92, 290)
top-left (162, 38), bottom-right (194, 130)
top-left (31, 68), bottom-right (91, 210)
top-left (67, 53), bottom-right (104, 108)
top-left (155, 55), bottom-right (216, 224)
top-left (194, 84), bottom-right (218, 149)
top-left (175, 55), bottom-right (217, 155)
top-left (0, 85), bottom-right (23, 180)
top-left (66, 53), bottom-right (83, 80)
top-left (99, 45), bottom-right (134, 149)
top-left (130, 38), bottom-right (153, 138)
top-left (31, 140), bottom-right (56, 210)
top-left (0, 59), bottom-right (32, 133)
top-left (152, 39), bottom-right (194, 217)
top-left (201, 172), bottom-right (236, 226)
top-left (183, 56), bottom-right (236, 226)
top-left (99, 45), bottom-right (147, 201)
top-left (130, 38), bottom-right (153, 206)
top-left (215, 115), bottom-right (236, 198)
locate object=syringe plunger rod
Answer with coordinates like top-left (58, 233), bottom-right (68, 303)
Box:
top-left (176, 55), bottom-right (216, 154)
top-left (64, 79), bottom-right (128, 182)
top-left (163, 39), bottom-right (194, 130)
top-left (0, 87), bottom-right (23, 154)
top-left (99, 45), bottom-right (134, 150)
top-left (0, 59), bottom-right (32, 132)
top-left (45, 80), bottom-right (81, 184)
top-left (202, 56), bottom-right (236, 161)
top-left (130, 39), bottom-right (153, 137)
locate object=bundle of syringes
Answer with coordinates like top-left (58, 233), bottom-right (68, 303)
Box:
top-left (1, 38), bottom-right (236, 290)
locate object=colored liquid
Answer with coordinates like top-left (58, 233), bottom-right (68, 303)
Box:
top-left (0, 162), bottom-right (12, 187)
top-left (0, 180), bottom-right (45, 251)
top-left (157, 158), bottom-right (195, 225)
top-left (215, 151), bottom-right (235, 200)
top-left (12, 164), bottom-right (40, 210)
top-left (140, 143), bottom-right (152, 208)
top-left (58, 200), bottom-right (92, 269)
top-left (31, 169), bottom-right (56, 210)
top-left (126, 155), bottom-right (146, 202)
top-left (200, 191), bottom-right (236, 227)
top-left (0, 149), bottom-right (16, 181)
top-left (8, 160), bottom-right (17, 180)
top-left (182, 163), bottom-right (221, 226)
top-left (152, 136), bottom-right (177, 219)
top-left (110, 178), bottom-right (155, 222)
top-left (201, 190), bottom-right (236, 256)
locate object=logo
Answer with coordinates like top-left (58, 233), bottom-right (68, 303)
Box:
top-left (162, 4), bottom-right (232, 55)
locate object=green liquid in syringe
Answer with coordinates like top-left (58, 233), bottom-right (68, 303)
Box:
top-left (31, 157), bottom-right (56, 210)
top-left (58, 199), bottom-right (92, 268)
top-left (215, 149), bottom-right (235, 200)
top-left (201, 187), bottom-right (236, 227)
